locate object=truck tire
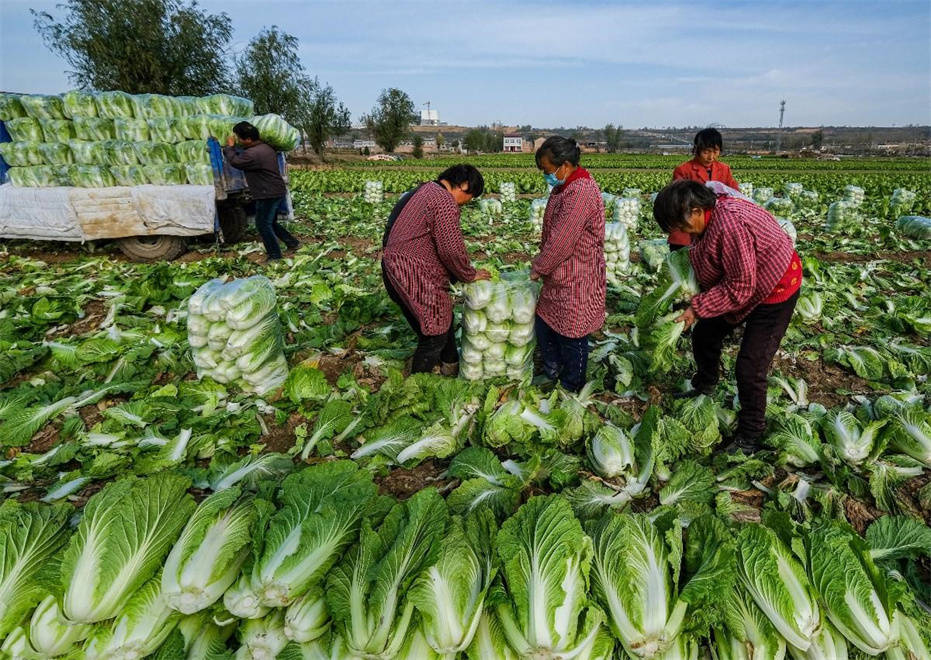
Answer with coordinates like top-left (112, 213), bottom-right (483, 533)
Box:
top-left (218, 203), bottom-right (249, 244)
top-left (117, 235), bottom-right (187, 262)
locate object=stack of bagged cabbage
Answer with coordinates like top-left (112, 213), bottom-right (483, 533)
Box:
top-left (896, 215), bottom-right (931, 240)
top-left (0, 90), bottom-right (299, 188)
top-left (889, 188), bottom-right (917, 217)
top-left (529, 197), bottom-right (547, 230)
top-left (477, 197), bottom-right (503, 220)
top-left (187, 276), bottom-right (289, 395)
top-left (499, 181), bottom-right (517, 203)
top-left (752, 186), bottom-right (774, 205)
top-left (363, 180), bottom-right (384, 203)
top-left (460, 273), bottom-right (539, 381)
top-left (2, 465), bottom-right (928, 660)
top-left (604, 222), bottom-right (631, 285)
top-left (613, 196), bottom-right (640, 231)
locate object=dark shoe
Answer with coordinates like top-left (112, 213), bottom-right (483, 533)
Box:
top-left (721, 434), bottom-right (761, 455)
top-left (285, 241), bottom-right (300, 251)
top-left (265, 256), bottom-right (283, 263)
top-left (440, 361), bottom-right (459, 377)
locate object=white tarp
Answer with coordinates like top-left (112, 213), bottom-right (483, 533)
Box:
top-left (0, 183), bottom-right (216, 242)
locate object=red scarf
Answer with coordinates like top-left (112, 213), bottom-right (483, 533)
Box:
top-left (552, 166), bottom-right (591, 193)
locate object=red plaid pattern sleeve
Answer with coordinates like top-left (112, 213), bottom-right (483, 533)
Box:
top-left (689, 196), bottom-right (794, 323)
top-left (532, 170), bottom-right (606, 338)
top-left (382, 182), bottom-right (477, 336)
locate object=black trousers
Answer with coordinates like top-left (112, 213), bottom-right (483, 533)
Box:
top-left (255, 197), bottom-right (298, 259)
top-left (535, 315), bottom-right (589, 393)
top-left (381, 265), bottom-right (457, 373)
top-left (691, 290), bottom-right (799, 439)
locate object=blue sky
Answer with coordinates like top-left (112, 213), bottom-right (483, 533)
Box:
top-left (2, 0), bottom-right (929, 128)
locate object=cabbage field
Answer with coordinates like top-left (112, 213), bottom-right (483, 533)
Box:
top-left (0, 154), bottom-right (929, 659)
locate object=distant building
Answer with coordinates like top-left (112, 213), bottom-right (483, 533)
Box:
top-left (353, 139), bottom-right (377, 149)
top-left (421, 109), bottom-right (440, 126)
top-left (503, 134), bottom-right (523, 152)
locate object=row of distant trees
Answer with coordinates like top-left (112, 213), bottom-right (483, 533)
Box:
top-left (31, 0), bottom-right (420, 157)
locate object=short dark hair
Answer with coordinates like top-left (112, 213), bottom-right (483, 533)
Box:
top-left (693, 128), bottom-right (723, 155)
top-left (436, 164), bottom-right (484, 198)
top-left (233, 121), bottom-right (260, 141)
top-left (535, 136), bottom-right (581, 168)
top-left (653, 180), bottom-right (717, 232)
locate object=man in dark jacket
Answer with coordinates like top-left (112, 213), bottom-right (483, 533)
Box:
top-left (224, 121), bottom-right (299, 261)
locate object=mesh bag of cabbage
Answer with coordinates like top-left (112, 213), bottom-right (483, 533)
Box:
top-left (604, 222), bottom-right (631, 285)
top-left (187, 276), bottom-right (289, 395)
top-left (459, 272), bottom-right (540, 382)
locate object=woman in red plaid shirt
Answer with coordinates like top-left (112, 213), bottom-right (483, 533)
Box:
top-left (530, 137), bottom-right (606, 392)
top-left (653, 180), bottom-right (801, 453)
top-left (382, 165), bottom-right (490, 375)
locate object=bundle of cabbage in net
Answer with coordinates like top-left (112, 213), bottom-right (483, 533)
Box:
top-left (896, 215), bottom-right (931, 240)
top-left (363, 180), bottom-right (384, 203)
top-left (19, 94), bottom-right (66, 119)
top-left (763, 196), bottom-right (794, 218)
top-left (187, 276), bottom-right (289, 394)
top-left (529, 198), bottom-right (547, 230)
top-left (601, 192), bottom-right (616, 218)
top-left (0, 93), bottom-right (27, 120)
top-left (4, 117), bottom-right (44, 142)
top-left (604, 222), bottom-right (631, 285)
top-left (825, 200), bottom-right (860, 231)
top-left (478, 198), bottom-right (503, 221)
top-left (795, 188), bottom-right (820, 209)
top-left (251, 114), bottom-right (300, 152)
top-left (460, 273), bottom-right (539, 381)
top-left (499, 181), bottom-right (517, 203)
top-left (843, 185), bottom-right (865, 206)
top-left (613, 196), bottom-right (640, 231)
top-left (0, 142), bottom-right (45, 167)
top-left (889, 188), bottom-right (916, 217)
top-left (752, 187), bottom-right (774, 205)
top-left (738, 182), bottom-right (754, 198)
top-left (7, 166), bottom-right (68, 188)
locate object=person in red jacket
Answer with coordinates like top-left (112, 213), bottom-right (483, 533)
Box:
top-left (669, 128), bottom-right (739, 250)
top-left (382, 165), bottom-right (490, 376)
top-left (531, 136), bottom-right (606, 392)
top-left (653, 180), bottom-right (801, 454)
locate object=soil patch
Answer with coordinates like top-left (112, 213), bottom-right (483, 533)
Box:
top-left (376, 459), bottom-right (451, 500)
top-left (813, 250), bottom-right (931, 267)
top-left (24, 424), bottom-right (61, 455)
top-left (771, 353), bottom-right (873, 407)
top-left (47, 299), bottom-right (109, 340)
top-left (503, 251), bottom-right (531, 264)
top-left (261, 411), bottom-right (308, 454)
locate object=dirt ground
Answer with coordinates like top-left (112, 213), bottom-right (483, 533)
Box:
top-left (375, 459), bottom-right (453, 500)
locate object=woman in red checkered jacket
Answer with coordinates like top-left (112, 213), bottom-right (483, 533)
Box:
top-left (382, 165), bottom-right (491, 375)
top-left (653, 180), bottom-right (801, 453)
top-left (530, 137), bottom-right (606, 392)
